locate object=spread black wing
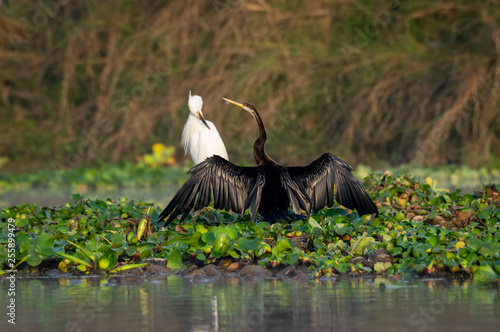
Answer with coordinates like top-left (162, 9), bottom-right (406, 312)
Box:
top-left (287, 153), bottom-right (378, 216)
top-left (157, 155), bottom-right (260, 225)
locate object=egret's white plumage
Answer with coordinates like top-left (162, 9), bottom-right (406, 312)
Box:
top-left (181, 91), bottom-right (228, 164)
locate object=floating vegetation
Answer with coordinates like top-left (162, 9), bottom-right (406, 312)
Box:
top-left (1, 174), bottom-right (499, 282)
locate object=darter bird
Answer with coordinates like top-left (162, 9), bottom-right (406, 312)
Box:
top-left (159, 98), bottom-right (378, 225)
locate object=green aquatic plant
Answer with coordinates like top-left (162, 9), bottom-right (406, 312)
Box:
top-left (0, 174), bottom-right (499, 282)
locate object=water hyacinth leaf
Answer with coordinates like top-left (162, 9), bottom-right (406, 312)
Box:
top-left (327, 243), bottom-right (336, 252)
top-left (477, 205), bottom-right (493, 220)
top-left (352, 217), bottom-right (364, 229)
top-left (473, 264), bottom-right (500, 282)
top-left (66, 239), bottom-right (96, 262)
top-left (58, 261), bottom-right (68, 273)
top-left (15, 233), bottom-right (30, 247)
top-left (467, 238), bottom-right (484, 252)
top-left (71, 194), bottom-right (83, 201)
top-left (188, 232), bottom-right (204, 247)
top-left (425, 177), bottom-right (437, 189)
top-left (336, 240), bottom-right (349, 252)
top-left (413, 243), bottom-right (432, 259)
top-left (427, 235), bottom-right (439, 247)
top-left (194, 224), bottom-right (208, 234)
top-left (77, 264), bottom-right (88, 272)
top-left (122, 205), bottom-right (134, 213)
top-left (394, 212), bottom-right (405, 221)
top-left (55, 252), bottom-right (92, 268)
top-left (201, 232), bottom-right (216, 244)
top-left (333, 261), bottom-right (349, 274)
top-left (274, 238), bottom-right (293, 255)
top-left (127, 232), bottom-right (138, 244)
top-left (350, 237), bottom-right (377, 256)
top-left (486, 217), bottom-right (498, 227)
top-left (282, 251), bottom-right (299, 265)
top-left (110, 233), bottom-right (126, 248)
top-left (19, 241), bottom-right (34, 256)
top-left (125, 246), bottom-right (137, 257)
top-left (237, 237), bottom-right (262, 253)
top-left (140, 248), bottom-right (153, 260)
top-left (465, 252), bottom-right (480, 267)
top-left (258, 258), bottom-right (270, 267)
top-left (325, 208), bottom-right (349, 217)
top-left (478, 246), bottom-right (500, 258)
top-left (388, 246), bottom-right (403, 256)
top-left (98, 255), bottom-right (112, 269)
top-left (212, 233), bottom-right (231, 258)
top-left (228, 250), bottom-right (240, 259)
top-left (442, 254), bottom-right (459, 267)
top-left (199, 246), bottom-right (212, 255)
top-left (493, 262), bottom-right (500, 275)
top-left (137, 218), bottom-right (148, 240)
top-left (86, 237), bottom-right (100, 252)
top-left (15, 218), bottom-right (28, 228)
top-left (442, 194), bottom-right (451, 203)
top-left (313, 237), bottom-right (327, 250)
top-left (35, 233), bottom-right (55, 257)
top-left (270, 223), bottom-right (283, 233)
top-left (256, 222), bottom-right (271, 232)
top-left (308, 217), bottom-right (325, 232)
top-left (167, 248), bottom-right (184, 271)
top-left (26, 252), bottom-right (43, 267)
top-left (357, 265), bottom-right (372, 273)
top-left (333, 223), bottom-right (350, 235)
top-left (214, 225), bottom-right (238, 240)
top-left (109, 263), bottom-right (148, 273)
top-left (374, 262), bottom-right (392, 273)
top-left (247, 223), bottom-right (262, 237)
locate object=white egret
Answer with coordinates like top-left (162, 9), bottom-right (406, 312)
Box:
top-left (181, 91), bottom-right (228, 164)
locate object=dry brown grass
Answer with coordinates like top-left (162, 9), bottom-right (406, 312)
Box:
top-left (0, 0), bottom-right (499, 171)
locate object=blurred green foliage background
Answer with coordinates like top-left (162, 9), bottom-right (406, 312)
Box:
top-left (1, 0), bottom-right (499, 173)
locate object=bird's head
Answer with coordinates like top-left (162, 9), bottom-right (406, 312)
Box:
top-left (188, 90), bottom-right (210, 129)
top-left (221, 98), bottom-right (258, 116)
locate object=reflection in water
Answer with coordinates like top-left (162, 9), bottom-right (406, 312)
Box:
top-left (1, 277), bottom-right (498, 332)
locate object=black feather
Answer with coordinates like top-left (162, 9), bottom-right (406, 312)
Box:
top-left (288, 153), bottom-right (378, 216)
top-left (158, 100), bottom-right (377, 226)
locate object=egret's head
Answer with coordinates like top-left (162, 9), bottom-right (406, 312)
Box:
top-left (188, 90), bottom-right (204, 114)
top-left (188, 90), bottom-right (210, 129)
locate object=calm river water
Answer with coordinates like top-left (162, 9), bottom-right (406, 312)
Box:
top-left (1, 276), bottom-right (498, 332)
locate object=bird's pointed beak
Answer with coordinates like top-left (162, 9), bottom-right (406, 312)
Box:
top-left (197, 111), bottom-right (210, 130)
top-left (222, 97), bottom-right (245, 109)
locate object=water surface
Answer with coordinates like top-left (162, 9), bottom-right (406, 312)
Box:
top-left (1, 276), bottom-right (498, 332)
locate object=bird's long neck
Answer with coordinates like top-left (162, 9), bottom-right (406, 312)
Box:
top-left (251, 109), bottom-right (274, 166)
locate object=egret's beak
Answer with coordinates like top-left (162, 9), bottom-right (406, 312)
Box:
top-left (197, 111), bottom-right (210, 130)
